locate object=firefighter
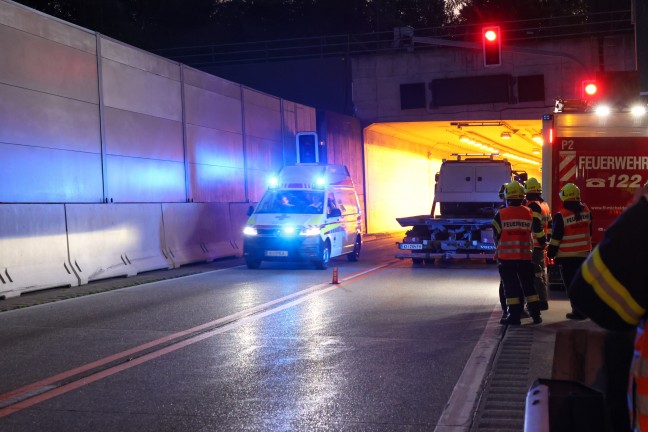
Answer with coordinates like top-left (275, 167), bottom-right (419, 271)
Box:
top-left (492, 181), bottom-right (543, 325)
top-left (524, 177), bottom-right (552, 310)
top-left (567, 182), bottom-right (648, 431)
top-left (547, 182), bottom-right (592, 320)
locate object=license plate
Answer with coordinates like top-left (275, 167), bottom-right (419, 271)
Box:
top-left (399, 244), bottom-right (423, 250)
top-left (265, 250), bottom-right (288, 257)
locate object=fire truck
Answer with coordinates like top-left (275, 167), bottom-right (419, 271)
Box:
top-left (543, 99), bottom-right (648, 287)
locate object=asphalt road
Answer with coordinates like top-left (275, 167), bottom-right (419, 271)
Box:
top-left (0, 236), bottom-right (501, 431)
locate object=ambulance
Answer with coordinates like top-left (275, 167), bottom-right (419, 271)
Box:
top-left (242, 164), bottom-right (363, 269)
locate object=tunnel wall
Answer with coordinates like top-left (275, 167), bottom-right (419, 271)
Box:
top-left (0, 0), bottom-right (352, 297)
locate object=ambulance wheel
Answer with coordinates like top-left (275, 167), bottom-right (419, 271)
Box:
top-left (315, 241), bottom-right (331, 270)
top-left (246, 257), bottom-right (261, 269)
top-left (347, 237), bottom-right (361, 262)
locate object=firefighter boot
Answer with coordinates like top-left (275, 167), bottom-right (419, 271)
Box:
top-left (500, 304), bottom-right (522, 325)
top-left (527, 301), bottom-right (543, 324)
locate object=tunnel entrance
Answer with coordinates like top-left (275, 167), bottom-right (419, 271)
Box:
top-left (363, 119), bottom-right (543, 233)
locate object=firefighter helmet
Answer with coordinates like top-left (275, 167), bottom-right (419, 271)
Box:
top-left (504, 181), bottom-right (526, 200)
top-left (525, 177), bottom-right (542, 194)
top-left (559, 183), bottom-right (580, 201)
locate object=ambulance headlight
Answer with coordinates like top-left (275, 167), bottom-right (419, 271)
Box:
top-left (300, 226), bottom-right (321, 236)
top-left (243, 226), bottom-right (258, 236)
top-left (314, 176), bottom-right (326, 189)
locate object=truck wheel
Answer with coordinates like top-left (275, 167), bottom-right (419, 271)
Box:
top-left (424, 258), bottom-right (435, 265)
top-left (315, 241), bottom-right (331, 270)
top-left (412, 258), bottom-right (424, 266)
top-left (347, 237), bottom-right (361, 262)
top-left (246, 257), bottom-right (261, 269)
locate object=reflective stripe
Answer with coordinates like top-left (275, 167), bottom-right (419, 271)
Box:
top-left (506, 297), bottom-right (521, 305)
top-left (526, 294), bottom-right (540, 302)
top-left (581, 247), bottom-right (644, 326)
top-left (549, 238), bottom-right (561, 247)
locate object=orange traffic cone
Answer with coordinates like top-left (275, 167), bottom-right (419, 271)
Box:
top-left (331, 267), bottom-right (340, 284)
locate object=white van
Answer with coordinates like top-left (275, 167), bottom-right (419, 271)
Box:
top-left (243, 164), bottom-right (362, 269)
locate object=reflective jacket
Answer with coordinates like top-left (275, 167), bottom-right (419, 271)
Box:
top-left (492, 205), bottom-right (533, 260)
top-left (568, 195), bottom-right (648, 430)
top-left (549, 203), bottom-right (592, 258)
top-left (527, 199), bottom-right (551, 248)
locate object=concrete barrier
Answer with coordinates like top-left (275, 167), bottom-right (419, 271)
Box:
top-left (0, 204), bottom-right (79, 298)
top-left (229, 202), bottom-right (255, 257)
top-left (162, 203), bottom-right (237, 267)
top-left (66, 203), bottom-right (170, 284)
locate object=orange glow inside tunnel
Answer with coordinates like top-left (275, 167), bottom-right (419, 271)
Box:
top-left (362, 120), bottom-right (543, 234)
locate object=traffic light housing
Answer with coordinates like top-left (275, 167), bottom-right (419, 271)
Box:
top-left (482, 26), bottom-right (501, 67)
top-left (296, 132), bottom-right (319, 163)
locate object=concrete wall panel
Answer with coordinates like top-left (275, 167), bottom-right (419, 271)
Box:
top-left (0, 24), bottom-right (98, 103)
top-left (243, 89), bottom-right (282, 140)
top-left (0, 143), bottom-right (103, 203)
top-left (66, 203), bottom-right (170, 284)
top-left (162, 203), bottom-right (237, 267)
top-left (188, 164), bottom-right (245, 203)
top-left (0, 83), bottom-right (100, 152)
top-left (105, 156), bottom-right (186, 203)
top-left (186, 124), bottom-right (243, 167)
top-left (0, 204), bottom-right (79, 298)
top-left (244, 135), bottom-right (284, 172)
top-left (102, 58), bottom-right (182, 122)
top-left (100, 37), bottom-right (180, 81)
top-left (104, 107), bottom-right (184, 161)
top-left (0, 0), bottom-right (96, 53)
top-left (183, 66), bottom-right (241, 99)
top-left (184, 84), bottom-right (243, 133)
top-left (247, 170), bottom-right (271, 203)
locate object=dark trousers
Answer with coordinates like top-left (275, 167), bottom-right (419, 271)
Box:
top-left (556, 256), bottom-right (587, 314)
top-left (498, 259), bottom-right (541, 318)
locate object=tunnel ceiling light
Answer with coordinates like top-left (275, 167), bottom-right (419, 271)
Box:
top-left (532, 134), bottom-right (543, 145)
top-left (459, 135), bottom-right (470, 143)
top-left (500, 132), bottom-right (511, 139)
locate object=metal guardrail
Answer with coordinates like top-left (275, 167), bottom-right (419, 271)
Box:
top-left (153, 10), bottom-right (632, 67)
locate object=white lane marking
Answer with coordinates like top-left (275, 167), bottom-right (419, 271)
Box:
top-left (434, 306), bottom-right (503, 432)
top-left (0, 262), bottom-right (393, 407)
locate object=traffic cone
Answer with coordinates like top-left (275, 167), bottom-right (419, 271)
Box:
top-left (331, 267), bottom-right (339, 284)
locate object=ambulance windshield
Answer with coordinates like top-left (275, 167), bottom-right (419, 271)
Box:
top-left (256, 190), bottom-right (325, 214)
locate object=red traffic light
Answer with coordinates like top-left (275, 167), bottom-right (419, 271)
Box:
top-left (484, 29), bottom-right (497, 42)
top-left (482, 26), bottom-right (501, 67)
top-left (581, 80), bottom-right (600, 99)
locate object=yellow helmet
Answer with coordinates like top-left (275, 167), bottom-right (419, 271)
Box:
top-left (525, 177), bottom-right (542, 194)
top-left (504, 181), bottom-right (526, 200)
top-left (559, 183), bottom-right (580, 201)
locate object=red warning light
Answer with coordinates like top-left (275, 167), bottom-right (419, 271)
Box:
top-left (584, 83), bottom-right (597, 96)
top-left (484, 30), bottom-right (497, 42)
top-left (582, 80), bottom-right (600, 99)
